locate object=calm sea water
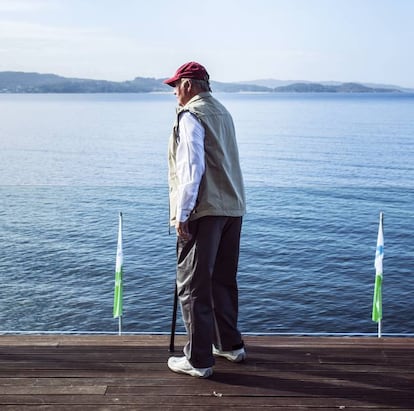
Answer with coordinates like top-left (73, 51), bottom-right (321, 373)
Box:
top-left (0, 92), bottom-right (413, 335)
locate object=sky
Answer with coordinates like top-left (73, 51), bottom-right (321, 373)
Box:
top-left (0, 0), bottom-right (413, 87)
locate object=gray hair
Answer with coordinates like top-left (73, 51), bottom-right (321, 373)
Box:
top-left (184, 78), bottom-right (211, 92)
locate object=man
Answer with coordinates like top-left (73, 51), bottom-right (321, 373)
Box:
top-left (165, 62), bottom-right (246, 378)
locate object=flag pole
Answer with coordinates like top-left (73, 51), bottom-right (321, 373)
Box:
top-left (378, 212), bottom-right (383, 338)
top-left (113, 212), bottom-right (124, 335)
top-left (378, 318), bottom-right (382, 339)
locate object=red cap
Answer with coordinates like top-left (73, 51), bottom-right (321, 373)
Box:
top-left (164, 62), bottom-right (210, 87)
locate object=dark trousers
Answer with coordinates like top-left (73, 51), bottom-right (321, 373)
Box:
top-left (176, 215), bottom-right (243, 368)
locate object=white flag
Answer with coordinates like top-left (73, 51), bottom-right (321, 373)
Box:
top-left (372, 212), bottom-right (384, 323)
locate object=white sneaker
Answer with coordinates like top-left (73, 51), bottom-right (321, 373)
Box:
top-left (213, 346), bottom-right (246, 363)
top-left (167, 356), bottom-right (213, 378)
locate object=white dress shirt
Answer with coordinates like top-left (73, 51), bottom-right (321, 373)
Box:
top-left (176, 111), bottom-right (206, 222)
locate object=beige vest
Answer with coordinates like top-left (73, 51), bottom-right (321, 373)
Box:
top-left (168, 92), bottom-right (246, 225)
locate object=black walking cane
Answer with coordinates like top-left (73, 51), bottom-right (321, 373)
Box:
top-left (169, 282), bottom-right (178, 352)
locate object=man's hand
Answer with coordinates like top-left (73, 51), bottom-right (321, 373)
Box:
top-left (176, 220), bottom-right (192, 241)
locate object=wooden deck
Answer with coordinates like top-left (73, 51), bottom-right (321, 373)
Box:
top-left (0, 335), bottom-right (413, 410)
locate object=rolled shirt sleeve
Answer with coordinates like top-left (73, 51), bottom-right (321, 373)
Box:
top-left (176, 111), bottom-right (205, 222)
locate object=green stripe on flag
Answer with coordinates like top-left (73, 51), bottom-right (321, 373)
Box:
top-left (372, 273), bottom-right (382, 322)
top-left (113, 267), bottom-right (123, 318)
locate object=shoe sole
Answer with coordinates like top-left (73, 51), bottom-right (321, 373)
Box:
top-left (171, 367), bottom-right (213, 378)
top-left (168, 360), bottom-right (213, 378)
top-left (213, 351), bottom-right (246, 363)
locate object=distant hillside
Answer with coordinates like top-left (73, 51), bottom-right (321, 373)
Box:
top-left (0, 72), bottom-right (168, 93)
top-left (273, 82), bottom-right (401, 93)
top-left (0, 71), bottom-right (408, 93)
top-left (0, 71), bottom-right (271, 93)
top-left (211, 81), bottom-right (271, 93)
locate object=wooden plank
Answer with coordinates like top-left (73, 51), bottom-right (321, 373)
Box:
top-left (0, 334), bottom-right (411, 347)
top-left (0, 386), bottom-right (107, 395)
top-left (0, 393), bottom-right (412, 408)
top-left (1, 368), bottom-right (413, 386)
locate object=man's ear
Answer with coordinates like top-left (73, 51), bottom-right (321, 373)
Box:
top-left (182, 79), bottom-right (192, 92)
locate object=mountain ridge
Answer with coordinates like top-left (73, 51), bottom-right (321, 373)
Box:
top-left (0, 71), bottom-right (411, 93)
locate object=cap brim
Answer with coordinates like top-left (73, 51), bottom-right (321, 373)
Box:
top-left (163, 75), bottom-right (180, 87)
